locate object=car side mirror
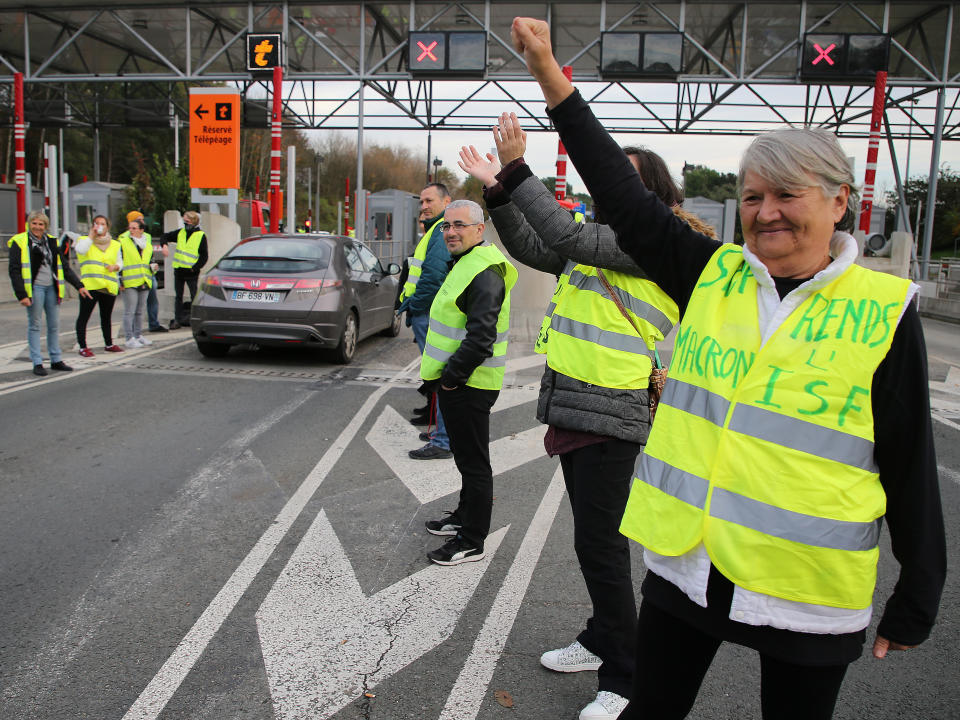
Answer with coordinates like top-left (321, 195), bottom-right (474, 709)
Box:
top-left (386, 262), bottom-right (401, 275)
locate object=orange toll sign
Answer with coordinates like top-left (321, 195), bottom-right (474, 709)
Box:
top-left (189, 88), bottom-right (240, 189)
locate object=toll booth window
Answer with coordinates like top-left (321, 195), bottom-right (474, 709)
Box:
top-left (601, 33), bottom-right (641, 75)
top-left (643, 33), bottom-right (683, 74)
top-left (449, 32), bottom-right (486, 72)
top-left (75, 205), bottom-right (96, 234)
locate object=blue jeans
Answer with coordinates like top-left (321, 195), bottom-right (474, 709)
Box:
top-left (26, 284), bottom-right (63, 366)
top-left (146, 283), bottom-right (160, 328)
top-left (409, 312), bottom-right (449, 450)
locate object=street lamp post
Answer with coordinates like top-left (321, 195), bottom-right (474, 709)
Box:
top-left (432, 157), bottom-right (442, 183)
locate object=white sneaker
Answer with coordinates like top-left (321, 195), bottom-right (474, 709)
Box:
top-left (124, 337), bottom-right (143, 348)
top-left (136, 335), bottom-right (153, 346)
top-left (540, 640), bottom-right (602, 673)
top-left (579, 691), bottom-right (628, 720)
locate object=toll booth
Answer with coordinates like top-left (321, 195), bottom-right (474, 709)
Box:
top-left (68, 181), bottom-right (130, 234)
top-left (363, 189), bottom-right (420, 268)
top-left (0, 183), bottom-right (44, 246)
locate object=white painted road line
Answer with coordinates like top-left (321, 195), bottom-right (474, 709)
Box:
top-left (257, 514), bottom-right (509, 719)
top-left (438, 466), bottom-right (566, 720)
top-left (121, 358), bottom-right (420, 720)
top-left (0, 337), bottom-right (194, 397)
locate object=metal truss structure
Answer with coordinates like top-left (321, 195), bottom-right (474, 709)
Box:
top-left (1, 0), bottom-right (959, 145)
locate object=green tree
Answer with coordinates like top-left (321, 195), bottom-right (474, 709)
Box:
top-left (884, 168), bottom-right (960, 252)
top-left (682, 165), bottom-right (737, 202)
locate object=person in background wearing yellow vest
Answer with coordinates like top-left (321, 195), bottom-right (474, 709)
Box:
top-left (420, 199), bottom-right (517, 565)
top-left (8, 210), bottom-right (90, 376)
top-left (159, 210), bottom-right (208, 329)
top-left (118, 216), bottom-right (155, 348)
top-left (514, 17), bottom-right (945, 720)
top-left (399, 183), bottom-right (454, 458)
top-left (460, 117), bottom-right (714, 720)
top-left (75, 214), bottom-right (124, 357)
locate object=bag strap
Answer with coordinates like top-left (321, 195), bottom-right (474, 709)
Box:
top-left (595, 267), bottom-right (662, 369)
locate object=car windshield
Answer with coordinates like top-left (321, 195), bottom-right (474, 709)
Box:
top-left (218, 238), bottom-right (332, 272)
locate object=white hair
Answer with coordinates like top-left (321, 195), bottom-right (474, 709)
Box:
top-left (738, 127), bottom-right (860, 231)
top-left (445, 199), bottom-right (484, 224)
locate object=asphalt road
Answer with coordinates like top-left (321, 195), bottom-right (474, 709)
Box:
top-left (0, 300), bottom-right (957, 720)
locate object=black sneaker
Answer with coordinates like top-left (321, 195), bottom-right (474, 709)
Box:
top-left (33, 364), bottom-right (48, 376)
top-left (425, 512), bottom-right (462, 536)
top-left (148, 325), bottom-right (169, 333)
top-left (408, 443), bottom-right (452, 460)
top-left (427, 536), bottom-right (484, 566)
top-left (50, 361), bottom-right (73, 372)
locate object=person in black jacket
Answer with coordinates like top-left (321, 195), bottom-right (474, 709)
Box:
top-left (511, 17), bottom-right (945, 720)
top-left (8, 210), bottom-right (90, 376)
top-left (159, 210), bottom-right (208, 329)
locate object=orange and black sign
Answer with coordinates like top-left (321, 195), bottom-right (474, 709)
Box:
top-left (246, 33), bottom-right (282, 71)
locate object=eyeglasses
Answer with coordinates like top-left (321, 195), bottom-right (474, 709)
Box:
top-left (440, 221), bottom-right (481, 232)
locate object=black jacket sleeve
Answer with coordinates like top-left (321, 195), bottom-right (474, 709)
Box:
top-left (195, 234), bottom-right (209, 273)
top-left (8, 243), bottom-right (26, 300)
top-left (546, 90), bottom-right (720, 315)
top-left (873, 304), bottom-right (946, 646)
top-left (439, 266), bottom-right (506, 387)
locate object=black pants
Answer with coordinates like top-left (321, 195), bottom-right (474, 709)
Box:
top-left (559, 439), bottom-right (641, 698)
top-left (76, 291), bottom-right (117, 348)
top-left (622, 601), bottom-right (849, 720)
top-left (437, 385), bottom-right (499, 549)
top-left (173, 271), bottom-right (198, 324)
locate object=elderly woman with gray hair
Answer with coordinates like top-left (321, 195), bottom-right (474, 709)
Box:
top-left (511, 17), bottom-right (945, 720)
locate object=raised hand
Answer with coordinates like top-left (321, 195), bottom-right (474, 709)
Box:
top-left (510, 18), bottom-right (574, 109)
top-left (457, 145), bottom-right (501, 187)
top-left (493, 112), bottom-right (527, 165)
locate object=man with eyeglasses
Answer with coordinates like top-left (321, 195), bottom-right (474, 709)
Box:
top-left (420, 199), bottom-right (517, 565)
top-left (398, 183), bottom-right (454, 459)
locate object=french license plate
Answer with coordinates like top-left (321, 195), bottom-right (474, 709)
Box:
top-left (232, 290), bottom-right (281, 303)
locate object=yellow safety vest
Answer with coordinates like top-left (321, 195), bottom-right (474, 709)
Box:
top-left (399, 216), bottom-right (444, 303)
top-left (118, 231), bottom-right (154, 289)
top-left (420, 243), bottom-right (518, 390)
top-left (173, 229), bottom-right (204, 270)
top-left (7, 227), bottom-right (68, 299)
top-left (543, 263), bottom-right (677, 388)
top-left (78, 239), bottom-right (121, 294)
top-left (620, 245), bottom-right (911, 609)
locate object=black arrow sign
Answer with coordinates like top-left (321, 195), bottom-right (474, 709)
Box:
top-left (193, 105), bottom-right (209, 120)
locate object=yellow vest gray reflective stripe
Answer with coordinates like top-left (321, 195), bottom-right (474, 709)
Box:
top-left (620, 244), bottom-right (911, 609)
top-left (78, 238), bottom-right (121, 294)
top-left (545, 265), bottom-right (678, 390)
top-left (399, 216), bottom-right (443, 302)
top-left (7, 230), bottom-right (68, 300)
top-left (119, 231), bottom-right (154, 289)
top-left (173, 229), bottom-right (204, 269)
top-left (420, 243), bottom-right (518, 390)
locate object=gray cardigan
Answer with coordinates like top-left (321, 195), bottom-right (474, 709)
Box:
top-left (488, 173), bottom-right (652, 445)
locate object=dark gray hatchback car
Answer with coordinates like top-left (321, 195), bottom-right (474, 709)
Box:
top-left (190, 233), bottom-right (402, 363)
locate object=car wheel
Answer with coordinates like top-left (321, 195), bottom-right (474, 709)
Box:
top-left (196, 340), bottom-right (231, 358)
top-left (333, 311), bottom-right (358, 364)
top-left (380, 311), bottom-right (402, 337)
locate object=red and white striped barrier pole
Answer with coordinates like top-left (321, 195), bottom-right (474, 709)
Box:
top-left (269, 65), bottom-right (283, 233)
top-left (43, 145), bottom-right (50, 215)
top-left (554, 65), bottom-right (573, 201)
top-left (14, 72), bottom-right (26, 229)
top-left (859, 71), bottom-right (888, 233)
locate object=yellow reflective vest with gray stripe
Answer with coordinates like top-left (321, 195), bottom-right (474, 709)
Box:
top-left (118, 231), bottom-right (154, 289)
top-left (172, 229), bottom-right (204, 269)
top-left (399, 217), bottom-right (444, 303)
top-left (541, 263), bottom-right (678, 389)
top-left (78, 238), bottom-right (121, 295)
top-left (420, 243), bottom-right (518, 390)
top-left (620, 244), bottom-right (912, 609)
top-left (8, 228), bottom-right (67, 299)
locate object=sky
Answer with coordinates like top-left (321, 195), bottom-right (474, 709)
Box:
top-left (355, 125), bottom-right (956, 215)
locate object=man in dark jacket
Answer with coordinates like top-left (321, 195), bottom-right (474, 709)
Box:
top-left (398, 183), bottom-right (453, 458)
top-left (159, 210), bottom-right (208, 329)
top-left (420, 199), bottom-right (517, 565)
top-left (8, 210), bottom-right (91, 376)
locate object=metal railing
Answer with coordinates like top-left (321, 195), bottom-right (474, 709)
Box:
top-left (933, 257), bottom-right (960, 300)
